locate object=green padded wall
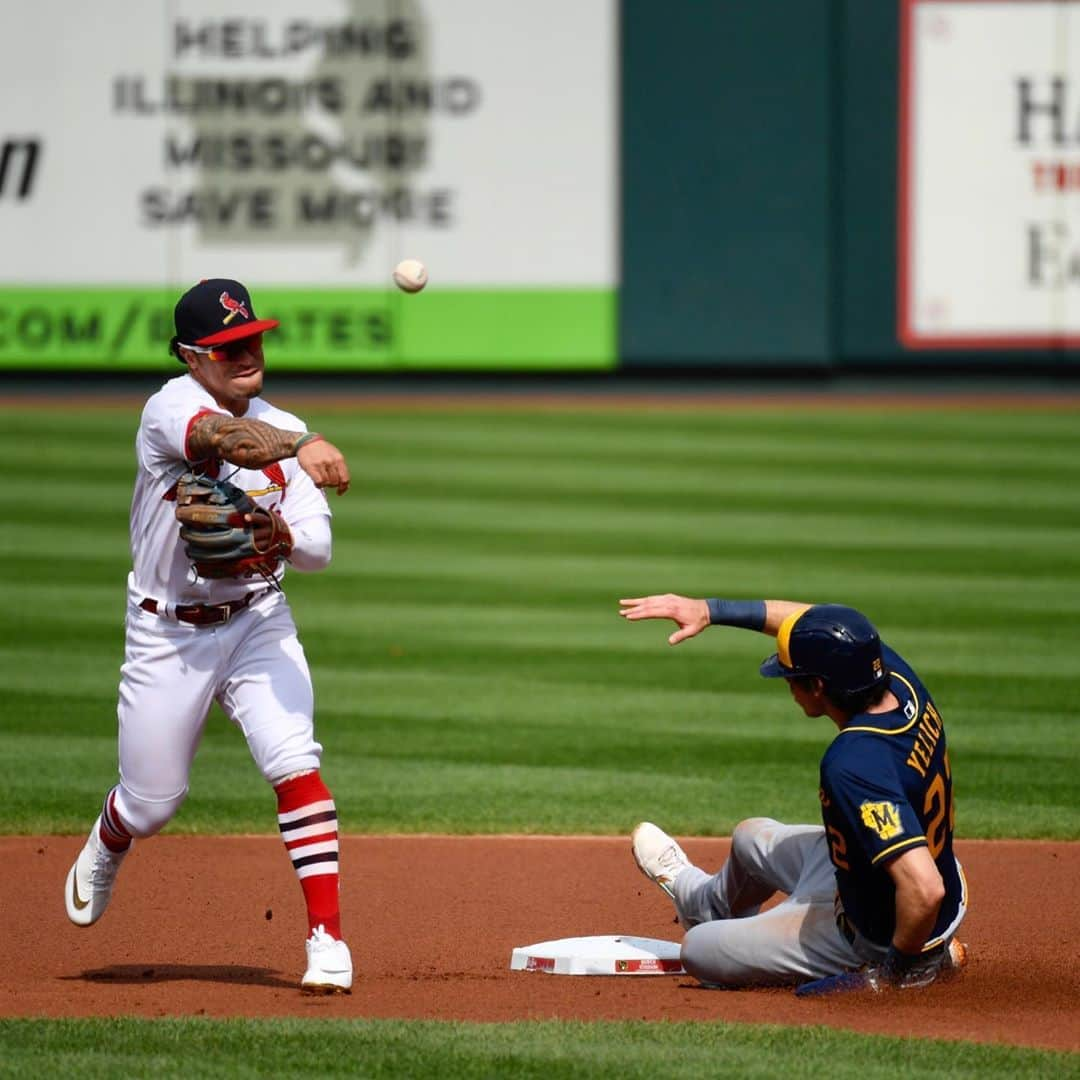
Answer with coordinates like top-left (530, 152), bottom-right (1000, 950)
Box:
top-left (620, 1), bottom-right (832, 366)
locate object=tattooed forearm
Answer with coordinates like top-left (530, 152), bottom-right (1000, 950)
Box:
top-left (188, 414), bottom-right (304, 468)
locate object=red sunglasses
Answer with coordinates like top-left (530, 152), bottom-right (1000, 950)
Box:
top-left (181, 334), bottom-right (263, 362)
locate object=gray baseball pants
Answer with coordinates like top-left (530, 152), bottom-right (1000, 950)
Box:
top-left (671, 817), bottom-right (884, 986)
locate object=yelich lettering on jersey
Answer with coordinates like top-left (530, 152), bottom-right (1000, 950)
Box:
top-left (860, 801), bottom-right (903, 841)
top-left (905, 701), bottom-right (943, 778)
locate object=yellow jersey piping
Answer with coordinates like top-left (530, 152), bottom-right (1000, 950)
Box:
top-left (869, 834), bottom-right (927, 865)
top-left (841, 672), bottom-right (921, 736)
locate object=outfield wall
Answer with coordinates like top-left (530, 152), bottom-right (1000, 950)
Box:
top-left (2, 1), bottom-right (1078, 372)
top-left (622, 0), bottom-right (1080, 371)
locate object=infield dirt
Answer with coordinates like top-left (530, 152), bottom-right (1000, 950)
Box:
top-left (3, 835), bottom-right (1077, 1052)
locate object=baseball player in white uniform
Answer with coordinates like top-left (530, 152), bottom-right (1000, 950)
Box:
top-left (64, 278), bottom-right (354, 993)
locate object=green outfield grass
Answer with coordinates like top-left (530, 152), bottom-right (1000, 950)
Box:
top-left (1, 402), bottom-right (1078, 839)
top-left (0, 1017), bottom-right (1075, 1079)
top-left (2, 399), bottom-right (1078, 1075)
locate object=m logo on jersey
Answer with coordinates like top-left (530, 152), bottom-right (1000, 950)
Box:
top-left (859, 801), bottom-right (903, 841)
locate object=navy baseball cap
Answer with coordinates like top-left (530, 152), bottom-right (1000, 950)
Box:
top-left (174, 278), bottom-right (280, 348)
top-left (759, 604), bottom-right (887, 696)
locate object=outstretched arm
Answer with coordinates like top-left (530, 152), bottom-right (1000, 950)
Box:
top-left (618, 594), bottom-right (711, 645)
top-left (760, 600), bottom-right (813, 635)
top-left (188, 414), bottom-right (350, 495)
top-left (618, 594), bottom-right (811, 645)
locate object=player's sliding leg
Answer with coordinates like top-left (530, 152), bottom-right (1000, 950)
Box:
top-left (275, 770), bottom-right (352, 993)
top-left (634, 817), bottom-right (816, 927)
top-left (681, 891), bottom-right (860, 986)
top-left (674, 817), bottom-right (808, 926)
top-left (633, 817), bottom-right (864, 984)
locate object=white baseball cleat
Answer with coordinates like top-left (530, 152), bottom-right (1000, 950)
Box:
top-left (65, 816), bottom-right (131, 927)
top-left (632, 821), bottom-right (691, 900)
top-left (302, 925), bottom-right (353, 994)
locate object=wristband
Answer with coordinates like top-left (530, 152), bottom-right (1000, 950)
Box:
top-left (292, 432), bottom-right (324, 455)
top-left (706, 598), bottom-right (767, 631)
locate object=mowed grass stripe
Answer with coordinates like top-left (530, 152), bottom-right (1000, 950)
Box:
top-left (5, 534), bottom-right (1079, 593)
top-left (354, 460), bottom-right (1070, 516)
top-left (9, 523), bottom-right (1079, 608)
top-left (15, 460), bottom-right (1074, 515)
top-left (0, 403), bottom-right (1077, 838)
top-left (7, 583), bottom-right (1077, 658)
top-left (9, 403), bottom-right (1080, 466)
top-left (11, 478), bottom-right (1077, 547)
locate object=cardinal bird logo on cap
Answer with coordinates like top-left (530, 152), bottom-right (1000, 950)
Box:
top-left (219, 291), bottom-right (250, 324)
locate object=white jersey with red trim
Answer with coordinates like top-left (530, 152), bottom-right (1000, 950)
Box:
top-left (127, 373), bottom-right (330, 605)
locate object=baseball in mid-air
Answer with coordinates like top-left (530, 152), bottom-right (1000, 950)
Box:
top-left (392, 258), bottom-right (428, 293)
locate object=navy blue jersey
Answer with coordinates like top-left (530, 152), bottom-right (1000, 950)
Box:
top-left (818, 644), bottom-right (967, 949)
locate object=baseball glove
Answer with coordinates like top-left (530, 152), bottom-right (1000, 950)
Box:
top-left (175, 472), bottom-right (292, 580)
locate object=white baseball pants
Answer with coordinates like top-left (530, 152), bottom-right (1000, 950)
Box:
top-left (112, 590), bottom-right (322, 836)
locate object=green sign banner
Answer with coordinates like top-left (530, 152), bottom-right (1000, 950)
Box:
top-left (0, 287), bottom-right (615, 371)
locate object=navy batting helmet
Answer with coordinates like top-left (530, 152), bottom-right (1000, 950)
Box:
top-left (759, 604), bottom-right (886, 696)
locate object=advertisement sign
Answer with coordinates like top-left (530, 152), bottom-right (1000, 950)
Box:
top-left (899, 0), bottom-right (1080, 348)
top-left (0, 1), bottom-right (616, 369)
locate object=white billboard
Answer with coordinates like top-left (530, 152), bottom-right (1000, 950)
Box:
top-left (0, 0), bottom-right (616, 368)
top-left (900, 0), bottom-right (1080, 348)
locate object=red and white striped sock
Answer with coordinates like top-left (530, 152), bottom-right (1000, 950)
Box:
top-left (98, 787), bottom-right (133, 853)
top-left (274, 771), bottom-right (341, 940)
